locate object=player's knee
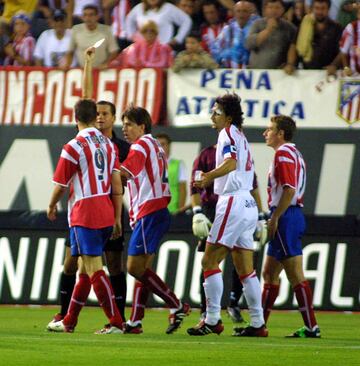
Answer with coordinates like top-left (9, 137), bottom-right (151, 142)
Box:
top-left (63, 257), bottom-right (78, 275)
top-left (262, 268), bottom-right (276, 284)
top-left (107, 262), bottom-right (123, 276)
top-left (127, 263), bottom-right (144, 279)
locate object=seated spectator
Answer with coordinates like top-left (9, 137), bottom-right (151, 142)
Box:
top-left (211, 0), bottom-right (259, 68)
top-left (34, 9), bottom-right (75, 67)
top-left (172, 32), bottom-right (218, 72)
top-left (337, 0), bottom-right (357, 28)
top-left (0, 20), bottom-right (10, 65)
top-left (125, 0), bottom-right (192, 48)
top-left (110, 20), bottom-right (173, 67)
top-left (68, 0), bottom-right (104, 26)
top-left (63, 5), bottom-right (119, 68)
top-left (200, 0), bottom-right (226, 53)
top-left (0, 0), bottom-right (37, 24)
top-left (4, 13), bottom-right (35, 66)
top-left (246, 0), bottom-right (297, 74)
top-left (296, 0), bottom-right (342, 75)
top-left (156, 133), bottom-right (189, 215)
top-left (287, 0), bottom-right (306, 28)
top-left (340, 4), bottom-right (360, 76)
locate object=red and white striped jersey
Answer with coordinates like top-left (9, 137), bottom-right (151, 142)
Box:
top-left (267, 143), bottom-right (306, 208)
top-left (200, 23), bottom-right (225, 53)
top-left (214, 125), bottom-right (255, 195)
top-left (4, 35), bottom-right (35, 65)
top-left (121, 134), bottom-right (171, 227)
top-left (112, 0), bottom-right (131, 38)
top-left (53, 127), bottom-right (120, 228)
top-left (340, 20), bottom-right (360, 74)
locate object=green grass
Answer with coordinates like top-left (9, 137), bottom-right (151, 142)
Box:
top-left (0, 306), bottom-right (359, 366)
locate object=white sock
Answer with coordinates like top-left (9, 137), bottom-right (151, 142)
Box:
top-left (204, 272), bottom-right (223, 325)
top-left (241, 271), bottom-right (264, 328)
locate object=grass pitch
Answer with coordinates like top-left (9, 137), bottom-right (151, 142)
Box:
top-left (0, 306), bottom-right (359, 366)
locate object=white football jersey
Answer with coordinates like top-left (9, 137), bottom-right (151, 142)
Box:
top-left (214, 125), bottom-right (255, 195)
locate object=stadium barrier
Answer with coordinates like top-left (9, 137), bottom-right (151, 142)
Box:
top-left (0, 211), bottom-right (359, 311)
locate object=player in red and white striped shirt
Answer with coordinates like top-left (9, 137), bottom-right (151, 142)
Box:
top-left (120, 105), bottom-right (190, 334)
top-left (262, 115), bottom-right (321, 338)
top-left (47, 99), bottom-right (125, 334)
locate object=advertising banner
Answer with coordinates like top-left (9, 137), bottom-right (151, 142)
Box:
top-left (167, 69), bottom-right (360, 128)
top-left (0, 67), bottom-right (165, 125)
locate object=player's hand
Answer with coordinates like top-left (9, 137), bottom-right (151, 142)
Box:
top-left (111, 221), bottom-right (122, 240)
top-left (255, 213), bottom-right (269, 246)
top-left (47, 205), bottom-right (58, 221)
top-left (193, 171), bottom-right (213, 189)
top-left (84, 47), bottom-right (95, 62)
top-left (192, 213), bottom-right (211, 239)
top-left (267, 215), bottom-right (278, 240)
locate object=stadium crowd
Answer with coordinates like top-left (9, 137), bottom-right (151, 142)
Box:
top-left (1, 0), bottom-right (360, 75)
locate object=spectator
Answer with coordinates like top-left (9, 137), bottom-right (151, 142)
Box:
top-left (156, 133), bottom-right (188, 215)
top-left (67, 0), bottom-right (104, 25)
top-left (4, 13), bottom-right (35, 66)
top-left (212, 0), bottom-right (259, 68)
top-left (177, 0), bottom-right (203, 29)
top-left (64, 5), bottom-right (119, 68)
top-left (287, 0), bottom-right (306, 28)
top-left (340, 5), bottom-right (360, 76)
top-left (200, 0), bottom-right (226, 53)
top-left (172, 32), bottom-right (218, 72)
top-left (246, 0), bottom-right (297, 74)
top-left (125, 0), bottom-right (192, 47)
top-left (110, 20), bottom-right (173, 67)
top-left (34, 9), bottom-right (75, 67)
top-left (296, 0), bottom-right (342, 75)
top-left (337, 0), bottom-right (357, 28)
top-left (0, 20), bottom-right (10, 65)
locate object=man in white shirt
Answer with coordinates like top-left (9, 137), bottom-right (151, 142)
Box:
top-left (34, 9), bottom-right (74, 67)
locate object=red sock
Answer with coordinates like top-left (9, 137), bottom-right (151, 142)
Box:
top-left (91, 270), bottom-right (123, 328)
top-left (63, 274), bottom-right (91, 327)
top-left (262, 283), bottom-right (280, 324)
top-left (130, 280), bottom-right (150, 323)
top-left (294, 281), bottom-right (318, 329)
top-left (140, 268), bottom-right (180, 309)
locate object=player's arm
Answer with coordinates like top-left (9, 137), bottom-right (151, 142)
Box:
top-left (268, 186), bottom-right (295, 239)
top-left (47, 184), bottom-right (67, 221)
top-left (111, 170), bottom-right (123, 239)
top-left (82, 47), bottom-right (95, 99)
top-left (195, 158), bottom-right (236, 188)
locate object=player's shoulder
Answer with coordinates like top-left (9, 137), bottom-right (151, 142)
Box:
top-left (276, 143), bottom-right (298, 160)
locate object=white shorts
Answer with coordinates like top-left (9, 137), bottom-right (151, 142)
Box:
top-left (207, 193), bottom-right (257, 250)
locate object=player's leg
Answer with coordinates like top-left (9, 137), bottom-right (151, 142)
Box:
top-left (231, 248), bottom-right (267, 337)
top-left (105, 247), bottom-right (127, 321)
top-left (282, 255), bottom-right (320, 338)
top-left (187, 243), bottom-right (228, 336)
top-left (227, 267), bottom-right (245, 323)
top-left (262, 255), bottom-right (283, 324)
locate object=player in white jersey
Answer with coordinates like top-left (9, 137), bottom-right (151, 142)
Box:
top-left (120, 105), bottom-right (191, 334)
top-left (187, 92), bottom-right (268, 337)
top-left (46, 99), bottom-right (125, 334)
top-left (261, 115), bottom-right (321, 338)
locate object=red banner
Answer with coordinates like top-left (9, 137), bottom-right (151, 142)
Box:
top-left (0, 67), bottom-right (165, 125)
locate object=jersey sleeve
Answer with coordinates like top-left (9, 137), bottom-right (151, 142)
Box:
top-left (120, 142), bottom-right (146, 178)
top-left (221, 127), bottom-right (237, 160)
top-left (52, 143), bottom-right (79, 187)
top-left (275, 150), bottom-right (296, 188)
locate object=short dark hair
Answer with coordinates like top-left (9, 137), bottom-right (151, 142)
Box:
top-left (271, 115), bottom-right (296, 141)
top-left (266, 0), bottom-right (285, 7)
top-left (186, 32), bottom-right (202, 42)
top-left (121, 104), bottom-right (152, 134)
top-left (155, 133), bottom-right (172, 144)
top-left (312, 0), bottom-right (330, 7)
top-left (215, 92), bottom-right (244, 128)
top-left (202, 0), bottom-right (220, 9)
top-left (97, 100), bottom-right (116, 116)
top-left (74, 99), bottom-right (97, 125)
top-left (83, 5), bottom-right (99, 14)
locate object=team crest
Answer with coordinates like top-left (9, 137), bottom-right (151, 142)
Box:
top-left (337, 79), bottom-right (360, 125)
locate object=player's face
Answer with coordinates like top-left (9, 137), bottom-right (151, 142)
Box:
top-left (122, 117), bottom-right (145, 143)
top-left (211, 103), bottom-right (230, 132)
top-left (263, 121), bottom-right (282, 149)
top-left (96, 104), bottom-right (115, 135)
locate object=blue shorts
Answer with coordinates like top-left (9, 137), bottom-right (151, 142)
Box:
top-left (70, 226), bottom-right (113, 256)
top-left (128, 208), bottom-right (171, 256)
top-left (267, 206), bottom-right (305, 261)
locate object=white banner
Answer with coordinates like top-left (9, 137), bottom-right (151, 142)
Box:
top-left (167, 69), bottom-right (360, 128)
